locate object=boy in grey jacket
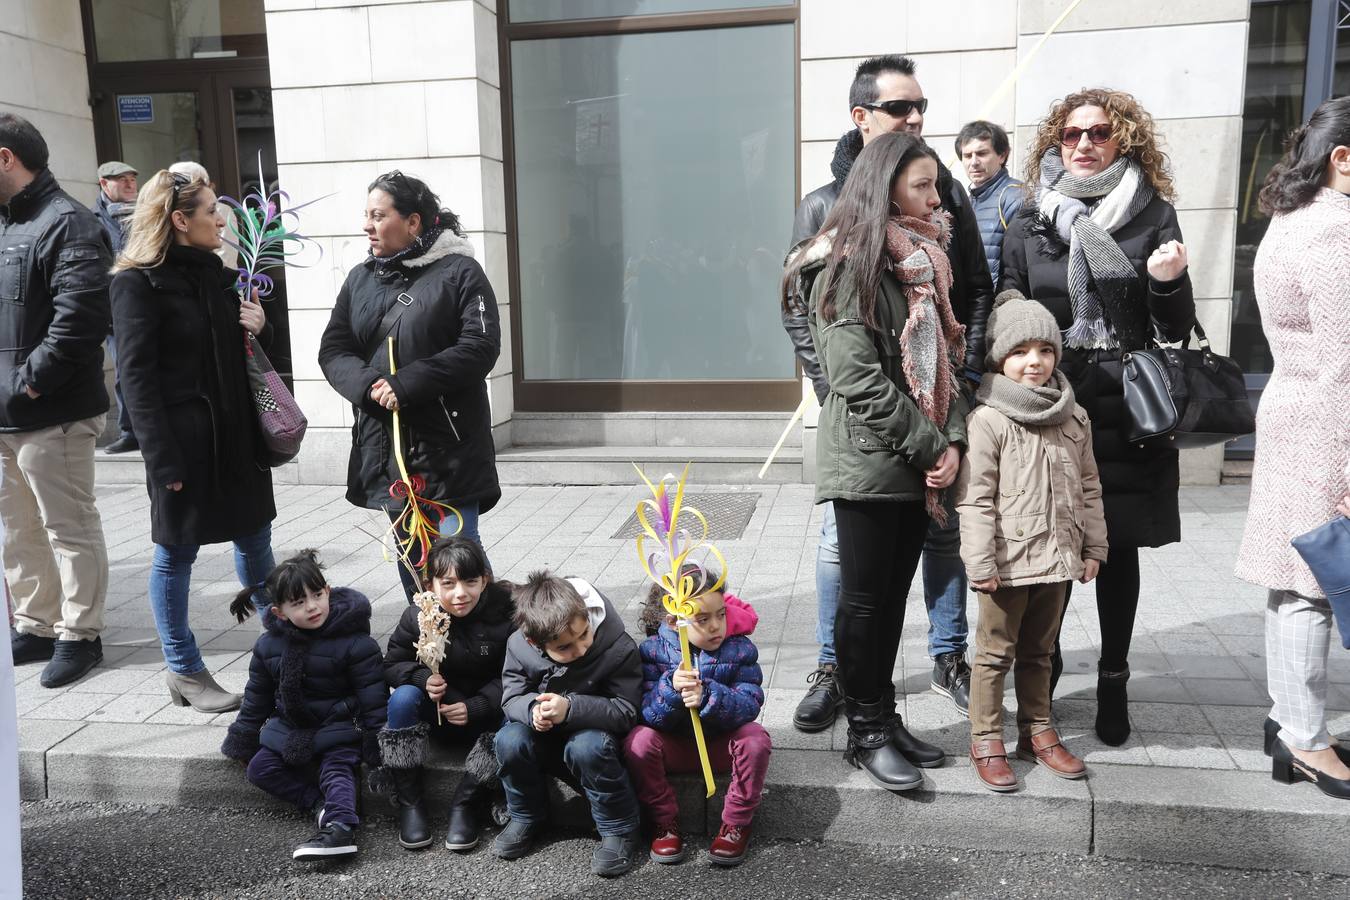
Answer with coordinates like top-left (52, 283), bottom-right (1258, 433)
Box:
top-left (494, 571), bottom-right (642, 877)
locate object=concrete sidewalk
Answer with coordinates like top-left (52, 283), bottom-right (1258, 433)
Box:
top-left (14, 482), bottom-right (1350, 874)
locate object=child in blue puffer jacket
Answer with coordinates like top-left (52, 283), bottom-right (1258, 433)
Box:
top-left (623, 564), bottom-right (771, 868)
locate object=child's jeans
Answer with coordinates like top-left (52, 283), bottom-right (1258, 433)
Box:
top-left (494, 722), bottom-right (639, 836)
top-left (969, 582), bottom-right (1069, 742)
top-left (623, 722), bottom-right (771, 828)
top-left (387, 683), bottom-right (501, 741)
top-left (246, 744), bottom-right (361, 828)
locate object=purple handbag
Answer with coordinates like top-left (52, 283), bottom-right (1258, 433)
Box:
top-left (243, 332), bottom-right (307, 466)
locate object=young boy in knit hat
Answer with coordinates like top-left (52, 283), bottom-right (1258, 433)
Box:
top-left (955, 289), bottom-right (1108, 793)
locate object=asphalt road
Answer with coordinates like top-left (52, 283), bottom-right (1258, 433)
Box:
top-left (19, 800), bottom-right (1350, 899)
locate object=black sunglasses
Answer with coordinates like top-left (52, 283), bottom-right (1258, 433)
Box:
top-left (1060, 124), bottom-right (1113, 146)
top-left (862, 98), bottom-right (928, 118)
top-left (169, 171), bottom-right (191, 207)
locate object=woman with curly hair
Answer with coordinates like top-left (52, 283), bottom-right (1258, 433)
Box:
top-left (1000, 88), bottom-right (1195, 746)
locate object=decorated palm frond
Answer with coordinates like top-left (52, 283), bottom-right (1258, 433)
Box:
top-left (218, 152), bottom-right (328, 299)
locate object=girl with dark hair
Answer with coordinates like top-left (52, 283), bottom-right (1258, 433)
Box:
top-left (318, 171), bottom-right (502, 600)
top-left (220, 550), bottom-right (388, 861)
top-left (999, 87), bottom-right (1196, 747)
top-left (1236, 95), bottom-right (1350, 799)
top-left (783, 131), bottom-right (965, 790)
top-left (111, 169), bottom-right (277, 715)
top-left (378, 536), bottom-right (515, 851)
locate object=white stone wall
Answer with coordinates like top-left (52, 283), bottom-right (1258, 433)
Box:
top-left (0, 0), bottom-right (99, 204)
top-left (799, 0), bottom-right (1249, 484)
top-left (263, 0), bottom-right (510, 482)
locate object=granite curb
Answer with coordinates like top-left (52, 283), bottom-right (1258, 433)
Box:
top-left (20, 718), bottom-right (1350, 875)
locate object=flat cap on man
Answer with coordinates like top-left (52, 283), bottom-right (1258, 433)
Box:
top-left (97, 161), bottom-right (137, 178)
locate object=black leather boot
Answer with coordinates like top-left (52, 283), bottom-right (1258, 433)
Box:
top-left (843, 699), bottom-right (923, 791)
top-left (391, 766), bottom-right (434, 849)
top-left (444, 773), bottom-right (482, 851)
top-left (793, 663), bottom-right (844, 732)
top-left (1095, 665), bottom-right (1131, 747)
top-left (881, 688), bottom-right (944, 768)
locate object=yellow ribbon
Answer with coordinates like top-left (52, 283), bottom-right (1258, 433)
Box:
top-left (634, 463), bottom-right (725, 798)
top-left (385, 336), bottom-right (462, 590)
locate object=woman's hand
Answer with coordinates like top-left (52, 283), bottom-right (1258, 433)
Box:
top-left (925, 446), bottom-right (961, 489)
top-left (1146, 240), bottom-right (1188, 282)
top-left (239, 289), bottom-right (265, 336)
top-left (166, 482), bottom-right (183, 492)
top-left (369, 378), bottom-right (400, 411)
top-left (1338, 494), bottom-right (1350, 518)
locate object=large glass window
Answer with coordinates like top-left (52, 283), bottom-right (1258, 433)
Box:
top-left (510, 0), bottom-right (792, 23)
top-left (1232, 0), bottom-right (1312, 376)
top-left (510, 24), bottom-right (796, 382)
top-left (91, 0), bottom-right (266, 63)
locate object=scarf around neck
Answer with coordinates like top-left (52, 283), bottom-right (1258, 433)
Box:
top-left (884, 212), bottom-right (966, 525)
top-left (976, 370), bottom-right (1076, 427)
top-left (369, 223), bottom-right (447, 274)
top-left (1036, 148), bottom-right (1154, 350)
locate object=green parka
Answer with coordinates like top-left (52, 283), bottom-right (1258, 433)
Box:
top-left (797, 245), bottom-right (968, 505)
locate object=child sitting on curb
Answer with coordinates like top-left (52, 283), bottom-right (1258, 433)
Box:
top-left (624, 565), bottom-right (770, 867)
top-left (955, 290), bottom-right (1108, 793)
top-left (221, 550), bottom-right (388, 859)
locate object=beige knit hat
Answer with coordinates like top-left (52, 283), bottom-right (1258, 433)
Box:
top-left (984, 289), bottom-right (1063, 371)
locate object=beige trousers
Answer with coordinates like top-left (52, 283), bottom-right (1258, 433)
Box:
top-left (969, 581), bottom-right (1069, 742)
top-left (0, 414), bottom-right (108, 641)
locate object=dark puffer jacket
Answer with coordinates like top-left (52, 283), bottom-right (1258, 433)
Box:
top-left (383, 580), bottom-right (516, 726)
top-left (783, 129), bottom-right (995, 400)
top-left (998, 195), bottom-right (1195, 548)
top-left (0, 169), bottom-right (111, 432)
top-left (969, 167), bottom-right (1024, 287)
top-left (639, 625), bottom-right (764, 735)
top-left (318, 230), bottom-right (502, 516)
top-left (222, 587), bottom-right (388, 765)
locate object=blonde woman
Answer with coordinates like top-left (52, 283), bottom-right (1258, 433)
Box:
top-left (110, 170), bottom-right (276, 713)
top-left (999, 88), bottom-right (1196, 746)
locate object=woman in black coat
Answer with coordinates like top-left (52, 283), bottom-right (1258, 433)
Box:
top-left (110, 170), bottom-right (277, 714)
top-left (318, 172), bottom-right (501, 599)
top-left (999, 88), bottom-right (1196, 747)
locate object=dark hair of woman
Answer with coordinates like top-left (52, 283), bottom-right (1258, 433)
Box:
top-left (230, 549), bottom-right (327, 622)
top-left (424, 535), bottom-right (491, 584)
top-left (1258, 95), bottom-right (1350, 216)
top-left (367, 170), bottom-right (465, 237)
top-left (781, 131), bottom-right (939, 329)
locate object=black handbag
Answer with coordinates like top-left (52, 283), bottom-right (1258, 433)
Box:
top-left (1120, 323), bottom-right (1256, 449)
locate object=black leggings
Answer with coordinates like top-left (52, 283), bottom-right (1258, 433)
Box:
top-left (1053, 545), bottom-right (1142, 680)
top-left (833, 500), bottom-right (930, 702)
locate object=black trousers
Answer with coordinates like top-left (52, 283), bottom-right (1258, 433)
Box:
top-left (1051, 544), bottom-right (1142, 687)
top-left (833, 500), bottom-right (930, 703)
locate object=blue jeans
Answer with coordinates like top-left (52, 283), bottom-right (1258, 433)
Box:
top-left (391, 501), bottom-right (485, 601)
top-left (149, 522), bottom-right (275, 674)
top-left (494, 722), bottom-right (639, 835)
top-left (815, 501), bottom-right (968, 663)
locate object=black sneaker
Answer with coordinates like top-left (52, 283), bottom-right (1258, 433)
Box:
top-left (11, 629), bottom-right (55, 665)
top-left (292, 823), bottom-right (357, 861)
top-left (40, 637), bottom-right (102, 688)
top-left (591, 830), bottom-right (639, 878)
top-left (493, 818), bottom-right (541, 860)
top-left (930, 651), bottom-right (971, 716)
top-left (793, 663), bottom-right (844, 732)
top-left (102, 434), bottom-right (139, 454)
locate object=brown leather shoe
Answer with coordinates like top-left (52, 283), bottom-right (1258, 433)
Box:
top-left (970, 739), bottom-right (1018, 792)
top-left (1016, 728), bottom-right (1086, 779)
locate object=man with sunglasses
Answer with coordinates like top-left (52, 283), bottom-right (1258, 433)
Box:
top-left (783, 54), bottom-right (992, 733)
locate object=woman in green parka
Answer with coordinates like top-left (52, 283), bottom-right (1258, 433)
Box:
top-left (783, 132), bottom-right (968, 791)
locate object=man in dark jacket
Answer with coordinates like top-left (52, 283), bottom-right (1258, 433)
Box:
top-left (0, 114), bottom-right (112, 688)
top-left (784, 55), bottom-right (990, 733)
top-left (494, 572), bottom-right (642, 877)
top-left (956, 120), bottom-right (1024, 288)
top-left (94, 160), bottom-right (139, 454)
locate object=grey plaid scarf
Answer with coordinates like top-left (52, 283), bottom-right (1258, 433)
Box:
top-left (1037, 148), bottom-right (1154, 350)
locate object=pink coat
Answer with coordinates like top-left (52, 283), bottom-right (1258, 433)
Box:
top-left (1235, 189), bottom-right (1350, 598)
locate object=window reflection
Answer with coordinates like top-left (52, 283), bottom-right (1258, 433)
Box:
top-left (92, 0), bottom-right (266, 63)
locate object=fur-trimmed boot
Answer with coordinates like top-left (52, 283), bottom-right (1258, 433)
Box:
top-left (445, 731), bottom-right (502, 851)
top-left (376, 723), bottom-right (433, 849)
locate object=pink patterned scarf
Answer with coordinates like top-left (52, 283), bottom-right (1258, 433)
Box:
top-left (883, 211), bottom-right (966, 524)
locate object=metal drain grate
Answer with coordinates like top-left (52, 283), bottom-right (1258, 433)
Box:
top-left (610, 492), bottom-right (760, 541)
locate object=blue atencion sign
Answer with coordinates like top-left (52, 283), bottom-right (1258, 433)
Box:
top-left (117, 95), bottom-right (154, 125)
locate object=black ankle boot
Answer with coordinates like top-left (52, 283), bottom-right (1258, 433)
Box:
top-left (880, 689), bottom-right (944, 768)
top-left (444, 773), bottom-right (482, 851)
top-left (391, 766), bottom-right (434, 849)
top-left (843, 699), bottom-right (923, 791)
top-left (1095, 665), bottom-right (1130, 746)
